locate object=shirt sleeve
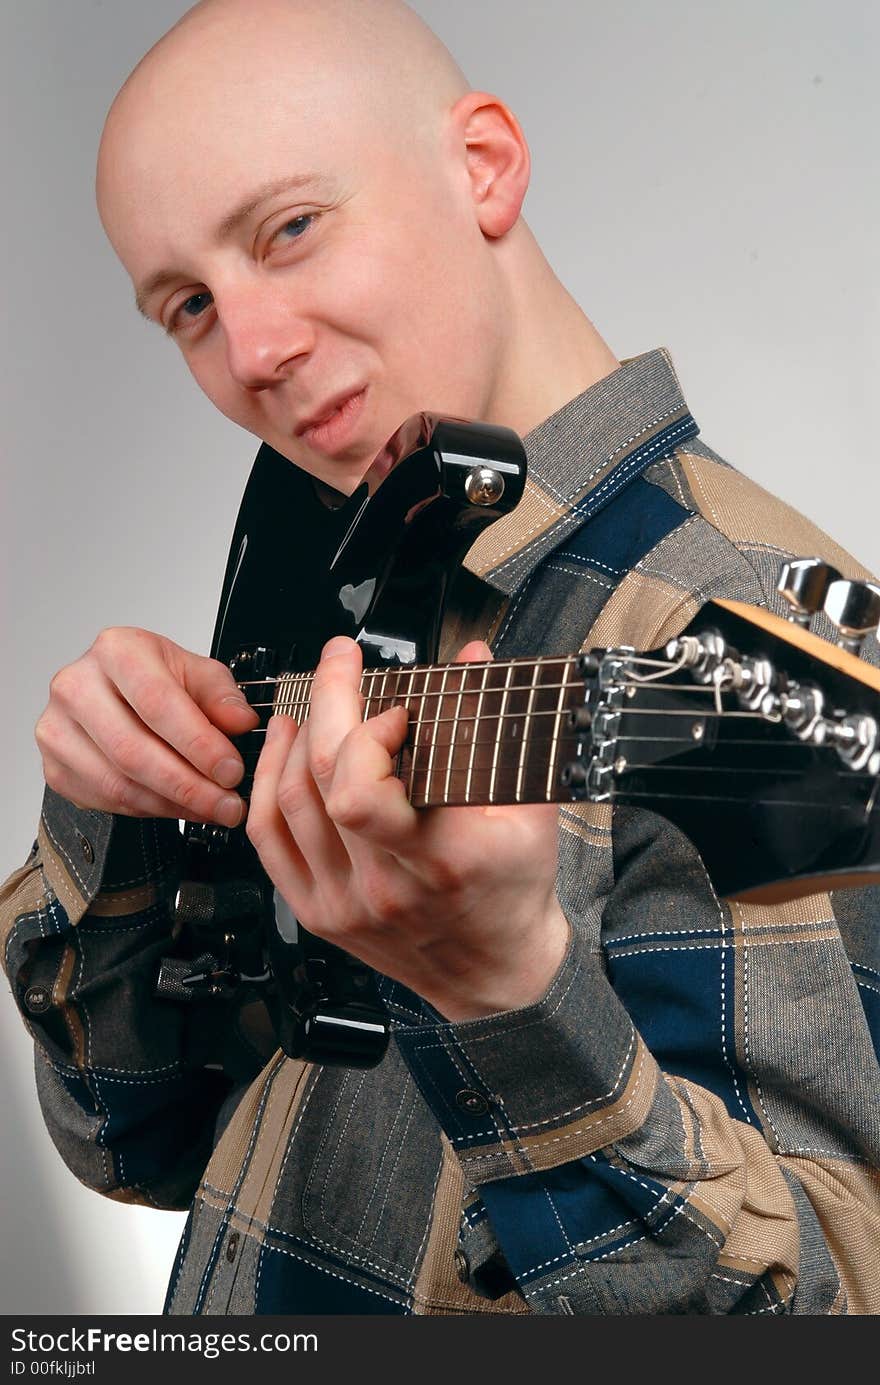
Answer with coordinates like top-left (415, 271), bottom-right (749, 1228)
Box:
top-left (394, 798), bottom-right (880, 1315)
top-left (0, 788), bottom-right (259, 1210)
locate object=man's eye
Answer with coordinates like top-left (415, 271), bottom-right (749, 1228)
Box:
top-left (167, 291), bottom-right (214, 335)
top-left (181, 291), bottom-right (213, 318)
top-left (273, 214), bottom-right (314, 245)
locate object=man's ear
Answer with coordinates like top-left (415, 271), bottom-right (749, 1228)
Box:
top-left (450, 91), bottom-right (530, 238)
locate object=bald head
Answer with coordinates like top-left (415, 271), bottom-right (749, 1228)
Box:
top-left (98, 0), bottom-right (469, 237)
top-left (93, 0), bottom-right (572, 491)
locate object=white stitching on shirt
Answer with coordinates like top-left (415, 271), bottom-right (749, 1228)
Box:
top-left (457, 1040), bottom-right (648, 1159)
top-left (198, 1187), bottom-right (418, 1291)
top-left (316, 1071), bottom-right (368, 1224)
top-left (609, 926), bottom-right (723, 944)
top-left (542, 564), bottom-right (615, 588)
top-left (490, 406), bottom-right (689, 572)
top-left (549, 552), bottom-right (621, 576)
top-left (41, 810), bottom-right (92, 896)
top-left (409, 1149), bottom-right (446, 1294)
top-left (685, 850), bottom-right (752, 1126)
top-left (732, 903), bottom-right (784, 1150)
top-left (193, 1053), bottom-right (286, 1312)
top-left (494, 571), bottom-right (535, 646)
top-left (354, 1091), bottom-right (418, 1255)
top-left (607, 936), bottom-right (841, 956)
top-left (255, 1239), bottom-right (405, 1308)
top-left (454, 1028), bottom-right (636, 1141)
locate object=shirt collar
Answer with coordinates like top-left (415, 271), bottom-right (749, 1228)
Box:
top-left (464, 346), bottom-right (699, 594)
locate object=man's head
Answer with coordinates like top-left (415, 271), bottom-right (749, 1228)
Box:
top-left (97, 0), bottom-right (535, 492)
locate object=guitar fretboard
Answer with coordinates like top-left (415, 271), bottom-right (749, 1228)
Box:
top-left (271, 656), bottom-right (585, 807)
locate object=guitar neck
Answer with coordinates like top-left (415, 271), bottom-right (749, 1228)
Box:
top-left (228, 599), bottom-right (880, 902)
top-left (271, 656), bottom-right (585, 807)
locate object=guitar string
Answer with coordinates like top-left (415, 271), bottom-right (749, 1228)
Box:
top-left (600, 789), bottom-right (880, 812)
top-left (233, 673), bottom-right (714, 697)
top-left (232, 725), bottom-right (877, 783)
top-left (230, 662), bottom-right (878, 783)
top-left (227, 749), bottom-right (880, 812)
top-left (230, 645), bottom-right (879, 693)
top-left (238, 696), bottom-right (773, 719)
top-left (236, 678), bottom-right (874, 710)
top-left (235, 718), bottom-right (836, 744)
top-left (230, 704), bottom-right (877, 765)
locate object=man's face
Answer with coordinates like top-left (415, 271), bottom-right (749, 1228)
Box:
top-left (99, 50), bottom-right (507, 493)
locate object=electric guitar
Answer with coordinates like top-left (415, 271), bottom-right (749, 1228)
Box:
top-left (158, 416), bottom-right (880, 1071)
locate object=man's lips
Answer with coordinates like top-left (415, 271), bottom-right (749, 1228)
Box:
top-left (295, 387), bottom-right (366, 439)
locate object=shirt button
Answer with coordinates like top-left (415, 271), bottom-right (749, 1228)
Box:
top-left (225, 1231), bottom-right (239, 1263)
top-left (455, 1088), bottom-right (488, 1115)
top-left (79, 834), bottom-right (94, 864)
top-left (453, 1248), bottom-right (470, 1283)
top-left (24, 985), bottom-right (52, 1014)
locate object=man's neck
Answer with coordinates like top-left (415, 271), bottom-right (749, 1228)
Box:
top-left (484, 222), bottom-right (621, 437)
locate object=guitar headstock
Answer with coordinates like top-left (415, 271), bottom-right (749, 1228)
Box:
top-left (563, 561), bottom-right (880, 904)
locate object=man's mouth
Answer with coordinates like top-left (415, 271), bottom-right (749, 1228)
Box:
top-left (296, 387), bottom-right (368, 454)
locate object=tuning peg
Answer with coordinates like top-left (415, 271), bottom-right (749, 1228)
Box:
top-left (776, 558), bottom-right (842, 626)
top-left (823, 579), bottom-right (880, 653)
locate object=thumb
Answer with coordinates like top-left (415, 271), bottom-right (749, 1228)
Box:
top-left (181, 649), bottom-right (261, 731)
top-left (454, 639), bottom-right (493, 664)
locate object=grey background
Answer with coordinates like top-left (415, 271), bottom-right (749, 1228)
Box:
top-left (1, 0), bottom-right (877, 1314)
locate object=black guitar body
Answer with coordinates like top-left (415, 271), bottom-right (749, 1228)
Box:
top-left (159, 414), bottom-right (880, 1069)
top-left (169, 416), bottom-right (527, 1069)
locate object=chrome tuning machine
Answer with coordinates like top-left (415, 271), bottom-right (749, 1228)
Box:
top-left (823, 579), bottom-right (880, 655)
top-left (776, 558), bottom-right (841, 626)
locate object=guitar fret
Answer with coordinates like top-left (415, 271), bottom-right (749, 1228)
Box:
top-left (292, 672), bottom-right (309, 725)
top-left (284, 672), bottom-right (296, 722)
top-left (444, 666), bottom-right (467, 805)
top-left (515, 660), bottom-right (541, 803)
top-left (465, 663), bottom-right (491, 805)
top-left (264, 655), bottom-right (586, 806)
top-left (378, 666), bottom-right (391, 720)
top-left (423, 665), bottom-right (450, 806)
top-left (406, 668), bottom-right (424, 804)
top-left (488, 663), bottom-right (516, 804)
top-left (388, 665), bottom-right (414, 798)
top-left (545, 658), bottom-right (575, 801)
top-left (275, 672), bottom-right (291, 717)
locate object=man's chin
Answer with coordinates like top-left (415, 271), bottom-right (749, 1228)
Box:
top-left (258, 433), bottom-right (376, 496)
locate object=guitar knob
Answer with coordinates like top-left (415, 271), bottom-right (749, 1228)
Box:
top-left (823, 579), bottom-right (880, 653)
top-left (776, 558), bottom-right (841, 626)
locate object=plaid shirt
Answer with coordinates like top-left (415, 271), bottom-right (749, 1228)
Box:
top-left (2, 348), bottom-right (879, 1315)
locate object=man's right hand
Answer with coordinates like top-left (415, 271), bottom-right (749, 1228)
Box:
top-left (35, 628), bottom-right (260, 826)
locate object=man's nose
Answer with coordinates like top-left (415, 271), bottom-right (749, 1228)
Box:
top-left (219, 286), bottom-right (315, 390)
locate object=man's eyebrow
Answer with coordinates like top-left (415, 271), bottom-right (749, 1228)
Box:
top-left (135, 270), bottom-right (182, 319)
top-left (134, 173), bottom-right (331, 318)
top-left (213, 172), bottom-right (331, 240)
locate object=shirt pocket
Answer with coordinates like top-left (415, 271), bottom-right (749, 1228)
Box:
top-left (298, 1044), bottom-right (443, 1281)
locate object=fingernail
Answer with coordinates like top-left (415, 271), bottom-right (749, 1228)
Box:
top-left (265, 715), bottom-right (285, 743)
top-left (218, 794), bottom-right (245, 827)
top-left (214, 757), bottom-right (243, 789)
top-left (221, 693), bottom-right (253, 712)
top-left (322, 636), bottom-right (354, 659)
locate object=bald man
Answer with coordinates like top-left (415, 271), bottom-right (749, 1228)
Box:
top-left (2, 0), bottom-right (878, 1316)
